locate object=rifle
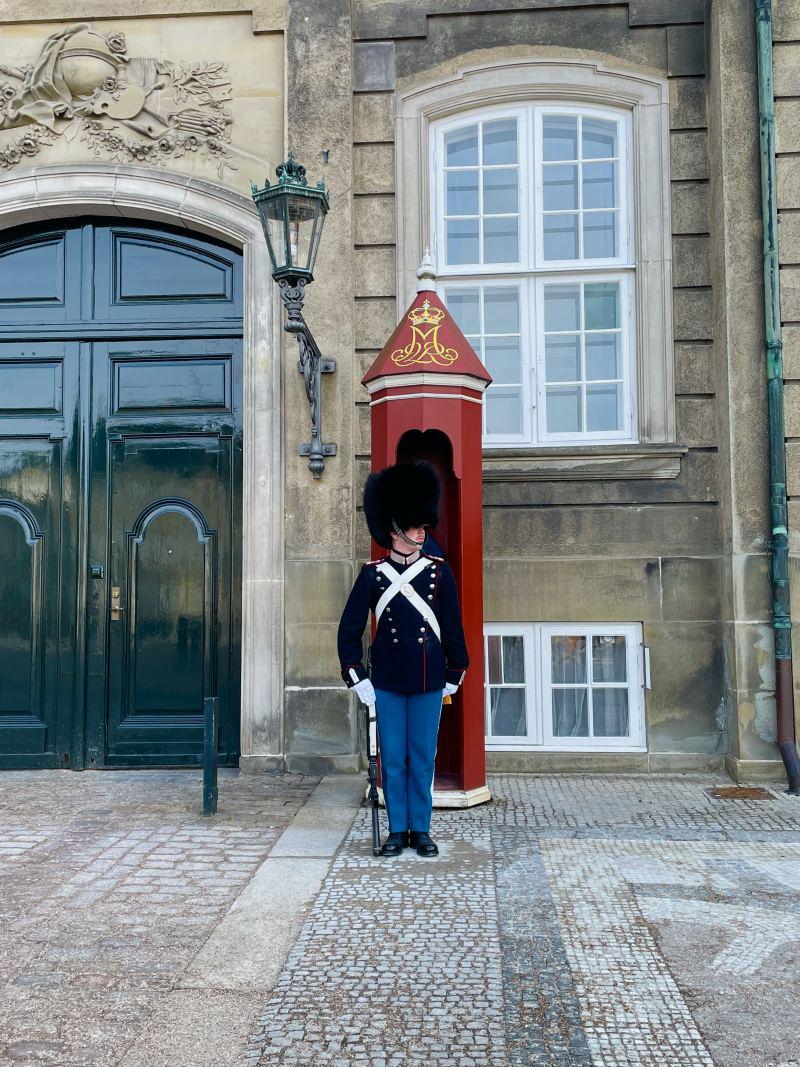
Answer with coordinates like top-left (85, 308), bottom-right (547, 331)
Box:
top-left (365, 698), bottom-right (381, 855)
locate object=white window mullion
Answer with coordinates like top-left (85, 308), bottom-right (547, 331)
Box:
top-left (577, 113), bottom-right (584, 260)
top-left (530, 623), bottom-right (543, 745)
top-left (533, 109), bottom-right (543, 271)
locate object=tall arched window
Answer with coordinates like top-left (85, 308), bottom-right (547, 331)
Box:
top-left (432, 103), bottom-right (635, 445)
top-left (396, 59), bottom-right (676, 463)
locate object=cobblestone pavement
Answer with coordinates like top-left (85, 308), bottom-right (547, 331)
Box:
top-left (0, 769), bottom-right (318, 1066)
top-left (245, 774), bottom-right (800, 1067)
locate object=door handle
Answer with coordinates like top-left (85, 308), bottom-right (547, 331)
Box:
top-left (110, 586), bottom-right (122, 622)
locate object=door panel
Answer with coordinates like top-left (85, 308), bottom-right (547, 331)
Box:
top-left (0, 227), bottom-right (81, 324)
top-left (94, 225), bottom-right (242, 324)
top-left (130, 506), bottom-right (211, 717)
top-left (88, 337), bottom-right (241, 766)
top-left (0, 342), bottom-right (79, 767)
top-left (103, 434), bottom-right (236, 763)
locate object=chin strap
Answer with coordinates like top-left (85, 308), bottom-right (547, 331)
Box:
top-left (391, 519), bottom-right (425, 550)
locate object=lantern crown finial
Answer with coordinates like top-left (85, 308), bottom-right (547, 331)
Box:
top-left (276, 153), bottom-right (307, 186)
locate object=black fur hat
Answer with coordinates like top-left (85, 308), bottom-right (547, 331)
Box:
top-left (362, 461), bottom-right (440, 548)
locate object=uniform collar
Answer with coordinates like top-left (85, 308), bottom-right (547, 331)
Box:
top-left (388, 548), bottom-right (422, 568)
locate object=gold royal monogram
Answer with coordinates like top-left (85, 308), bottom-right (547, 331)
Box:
top-left (390, 299), bottom-right (459, 367)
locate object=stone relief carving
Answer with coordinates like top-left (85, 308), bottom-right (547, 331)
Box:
top-left (0, 23), bottom-right (234, 176)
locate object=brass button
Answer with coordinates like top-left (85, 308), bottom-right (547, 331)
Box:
top-left (391, 628), bottom-right (396, 633)
top-left (427, 595), bottom-right (433, 600)
top-left (418, 637), bottom-right (423, 643)
top-left (420, 627), bottom-right (425, 632)
top-left (393, 638), bottom-right (398, 644)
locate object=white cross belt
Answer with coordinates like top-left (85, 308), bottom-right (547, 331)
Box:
top-left (375, 559), bottom-right (441, 641)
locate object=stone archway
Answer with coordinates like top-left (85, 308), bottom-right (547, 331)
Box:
top-left (0, 163), bottom-right (284, 769)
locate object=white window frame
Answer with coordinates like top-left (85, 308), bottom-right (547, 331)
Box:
top-left (396, 58), bottom-right (675, 447)
top-left (484, 622), bottom-right (647, 752)
top-left (533, 271), bottom-right (636, 444)
top-left (433, 102), bottom-right (635, 446)
top-left (432, 102), bottom-right (633, 276)
top-left (532, 104), bottom-right (632, 270)
top-left (434, 104), bottom-right (529, 276)
top-left (441, 277), bottom-right (532, 444)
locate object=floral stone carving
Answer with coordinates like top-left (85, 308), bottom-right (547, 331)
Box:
top-left (0, 23), bottom-right (234, 176)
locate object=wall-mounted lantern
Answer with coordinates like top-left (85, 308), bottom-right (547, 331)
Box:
top-left (251, 154), bottom-right (336, 478)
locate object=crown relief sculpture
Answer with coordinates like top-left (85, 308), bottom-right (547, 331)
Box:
top-left (391, 298), bottom-right (459, 368)
top-left (0, 23), bottom-right (234, 176)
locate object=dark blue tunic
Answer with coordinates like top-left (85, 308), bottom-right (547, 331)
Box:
top-left (337, 552), bottom-right (469, 695)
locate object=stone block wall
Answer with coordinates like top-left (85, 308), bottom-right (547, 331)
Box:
top-left (342, 0), bottom-right (727, 772)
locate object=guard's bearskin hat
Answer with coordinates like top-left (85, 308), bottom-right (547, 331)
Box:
top-left (362, 461), bottom-right (440, 549)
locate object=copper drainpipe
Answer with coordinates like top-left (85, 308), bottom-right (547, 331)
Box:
top-left (756, 0), bottom-right (800, 792)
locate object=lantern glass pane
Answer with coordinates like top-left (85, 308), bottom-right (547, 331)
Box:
top-left (257, 193), bottom-right (288, 273)
top-left (286, 193), bottom-right (320, 272)
top-left (307, 207), bottom-right (327, 275)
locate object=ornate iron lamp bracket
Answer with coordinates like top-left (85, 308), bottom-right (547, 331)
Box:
top-left (278, 278), bottom-right (336, 478)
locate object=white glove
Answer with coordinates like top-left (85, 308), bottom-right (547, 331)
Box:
top-left (443, 682), bottom-right (459, 697)
top-left (353, 678), bottom-right (376, 705)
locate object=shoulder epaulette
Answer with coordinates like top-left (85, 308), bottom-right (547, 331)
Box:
top-left (424, 552), bottom-right (444, 561)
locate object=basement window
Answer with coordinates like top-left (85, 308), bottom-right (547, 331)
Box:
top-left (484, 622), bottom-right (647, 751)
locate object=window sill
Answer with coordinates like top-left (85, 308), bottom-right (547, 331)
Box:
top-left (481, 443), bottom-right (687, 482)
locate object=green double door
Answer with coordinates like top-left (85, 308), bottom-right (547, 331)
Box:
top-left (0, 219), bottom-right (243, 768)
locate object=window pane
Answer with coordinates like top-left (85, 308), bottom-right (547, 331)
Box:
top-left (484, 287), bottom-right (520, 333)
top-left (583, 161), bottom-right (616, 209)
top-left (546, 386), bottom-right (581, 432)
top-left (483, 118), bottom-right (518, 165)
top-left (446, 124), bottom-right (479, 167)
top-left (593, 688), bottom-right (630, 737)
top-left (545, 334), bottom-right (580, 382)
top-left (484, 217), bottom-right (519, 263)
top-left (543, 164), bottom-right (578, 211)
top-left (446, 219), bottom-right (479, 264)
top-left (483, 168), bottom-right (518, 214)
top-left (582, 117), bottom-right (617, 159)
top-left (490, 687), bottom-right (527, 736)
top-left (484, 338), bottom-right (521, 384)
top-left (543, 115), bottom-right (578, 161)
top-left (487, 635), bottom-right (502, 684)
top-left (585, 333), bottom-right (620, 380)
top-left (552, 688), bottom-right (589, 737)
top-left (592, 635), bottom-right (627, 682)
top-left (447, 170), bottom-right (479, 216)
top-left (544, 285), bottom-right (580, 332)
top-left (502, 635), bottom-right (525, 683)
top-left (543, 213), bottom-right (579, 260)
top-left (445, 289), bottom-right (480, 335)
top-left (465, 335), bottom-right (481, 357)
top-left (586, 384), bottom-right (621, 432)
top-left (486, 388), bottom-right (522, 434)
top-left (583, 211), bottom-right (617, 259)
top-left (584, 283), bottom-right (619, 330)
top-left (551, 635), bottom-right (587, 683)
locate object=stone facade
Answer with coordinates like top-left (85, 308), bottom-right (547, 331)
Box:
top-left (0, 0), bottom-right (794, 783)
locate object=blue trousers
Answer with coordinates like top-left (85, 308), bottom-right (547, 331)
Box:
top-left (374, 688), bottom-right (443, 833)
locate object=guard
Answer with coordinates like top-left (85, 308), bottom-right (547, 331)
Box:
top-left (337, 461), bottom-right (469, 857)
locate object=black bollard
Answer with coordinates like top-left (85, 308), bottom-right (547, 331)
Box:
top-left (203, 696), bottom-right (218, 817)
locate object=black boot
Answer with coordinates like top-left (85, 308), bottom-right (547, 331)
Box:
top-left (380, 831), bottom-right (409, 856)
top-left (409, 830), bottom-right (439, 857)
